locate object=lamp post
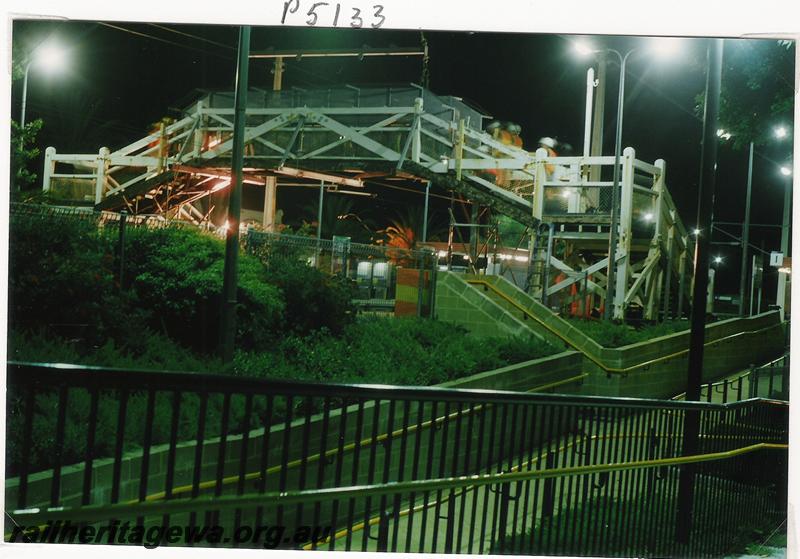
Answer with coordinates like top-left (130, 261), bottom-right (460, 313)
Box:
top-left (777, 164), bottom-right (792, 319)
top-left (19, 42), bottom-right (67, 128)
top-left (575, 38), bottom-right (679, 320)
top-left (602, 47), bottom-right (634, 321)
top-left (739, 140), bottom-right (754, 316)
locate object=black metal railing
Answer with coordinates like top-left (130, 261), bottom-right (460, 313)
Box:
top-left (673, 354), bottom-right (790, 403)
top-left (5, 362), bottom-right (788, 556)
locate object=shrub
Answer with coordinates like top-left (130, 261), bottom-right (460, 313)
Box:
top-left (260, 252), bottom-right (357, 336)
top-left (123, 226), bottom-right (284, 352)
top-left (233, 316), bottom-right (559, 386)
top-left (8, 213), bottom-right (121, 346)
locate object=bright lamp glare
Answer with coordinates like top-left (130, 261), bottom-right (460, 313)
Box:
top-left (36, 43), bottom-right (67, 72)
top-left (693, 228), bottom-right (701, 236)
top-left (649, 37), bottom-right (682, 57)
top-left (775, 126), bottom-right (788, 139)
top-left (713, 256), bottom-right (723, 264)
top-left (780, 166), bottom-right (792, 177)
top-left (643, 212), bottom-right (654, 222)
top-left (574, 41), bottom-right (595, 56)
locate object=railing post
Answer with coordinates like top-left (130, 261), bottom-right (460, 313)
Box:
top-left (612, 147), bottom-right (635, 320)
top-left (117, 209), bottom-right (127, 290)
top-left (157, 120), bottom-right (168, 172)
top-left (750, 364), bottom-right (758, 398)
top-left (95, 147), bottom-right (110, 205)
top-left (416, 252), bottom-right (425, 317)
top-left (376, 509), bottom-right (390, 552)
top-left (193, 100), bottom-right (205, 157)
top-left (42, 146), bottom-right (56, 193)
top-left (429, 251), bottom-right (438, 319)
top-left (532, 148), bottom-right (547, 221)
top-left (496, 483), bottom-right (511, 551)
top-left (661, 210), bottom-right (676, 321)
top-left (542, 451), bottom-right (555, 517)
top-left (646, 159), bottom-right (666, 321)
top-left (412, 97), bottom-right (423, 163)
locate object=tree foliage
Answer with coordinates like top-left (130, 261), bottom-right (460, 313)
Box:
top-left (10, 119), bottom-right (43, 191)
top-left (716, 40), bottom-right (795, 149)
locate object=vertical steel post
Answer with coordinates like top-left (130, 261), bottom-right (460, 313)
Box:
top-left (118, 209), bottom-right (127, 289)
top-left (777, 172), bottom-right (792, 319)
top-left (317, 181), bottom-right (325, 240)
top-left (541, 223), bottom-right (555, 307)
top-left (20, 60), bottom-right (33, 129)
top-left (590, 54), bottom-right (607, 182)
top-left (422, 181), bottom-right (431, 243)
top-left (219, 26), bottom-right (251, 362)
top-left (604, 49), bottom-right (632, 321)
top-left (676, 38), bottom-right (723, 545)
top-left (583, 67), bottom-right (595, 158)
top-left (739, 141), bottom-right (754, 316)
top-left (95, 147), bottom-right (109, 205)
top-left (42, 147), bottom-right (55, 193)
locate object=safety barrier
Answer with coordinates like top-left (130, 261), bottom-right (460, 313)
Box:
top-left (5, 362), bottom-right (788, 556)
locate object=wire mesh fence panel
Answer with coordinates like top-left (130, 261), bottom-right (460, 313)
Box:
top-left (245, 230), bottom-right (437, 316)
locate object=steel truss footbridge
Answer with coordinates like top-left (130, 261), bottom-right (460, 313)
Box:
top-left (42, 84), bottom-right (695, 321)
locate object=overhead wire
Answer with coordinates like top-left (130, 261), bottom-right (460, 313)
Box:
top-left (97, 22), bottom-right (234, 61)
top-left (146, 23), bottom-right (236, 51)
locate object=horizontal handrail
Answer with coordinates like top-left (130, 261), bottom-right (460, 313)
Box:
top-left (6, 361), bottom-right (787, 412)
top-left (466, 279), bottom-right (781, 375)
top-left (8, 442), bottom-right (787, 526)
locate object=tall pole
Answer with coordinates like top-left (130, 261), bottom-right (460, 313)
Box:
top-left (738, 141), bottom-right (754, 316)
top-left (777, 172), bottom-right (792, 319)
top-left (20, 61), bottom-right (32, 128)
top-left (219, 26), bottom-right (251, 363)
top-left (583, 67), bottom-right (595, 157)
top-left (317, 181), bottom-right (325, 240)
top-left (422, 181), bottom-right (431, 243)
top-left (604, 49), bottom-right (631, 321)
top-left (676, 38), bottom-right (724, 544)
top-left (590, 54), bottom-right (607, 182)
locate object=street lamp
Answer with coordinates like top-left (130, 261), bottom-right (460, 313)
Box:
top-left (714, 128), bottom-right (755, 317)
top-left (777, 162), bottom-right (792, 319)
top-left (774, 124), bottom-right (792, 320)
top-left (575, 37), bottom-right (680, 320)
top-left (20, 42), bottom-right (68, 128)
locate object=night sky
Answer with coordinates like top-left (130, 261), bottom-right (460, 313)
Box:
top-left (10, 20), bottom-right (795, 294)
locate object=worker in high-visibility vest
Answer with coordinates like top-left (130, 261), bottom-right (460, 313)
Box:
top-left (482, 121), bottom-right (503, 183)
top-left (537, 137), bottom-right (562, 179)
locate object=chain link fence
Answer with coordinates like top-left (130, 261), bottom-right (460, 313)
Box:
top-left (245, 230), bottom-right (437, 317)
top-left (9, 204), bottom-right (438, 318)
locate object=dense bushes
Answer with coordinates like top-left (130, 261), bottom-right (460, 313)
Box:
top-left (260, 252), bottom-right (356, 336)
top-left (7, 216), bottom-right (353, 355)
top-left (233, 316), bottom-right (556, 386)
top-left (8, 215), bottom-right (120, 347)
top-left (123, 226), bottom-right (284, 351)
